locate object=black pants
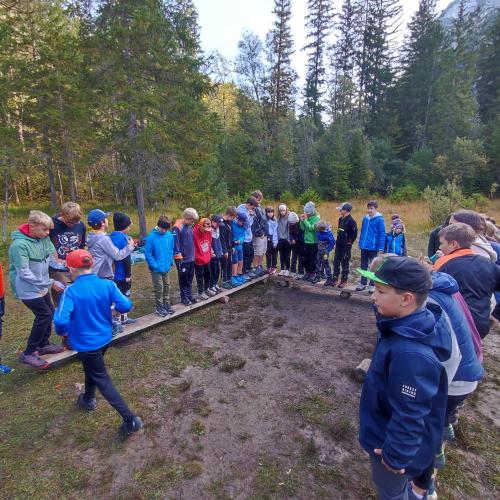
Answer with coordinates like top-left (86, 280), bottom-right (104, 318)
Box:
top-left (277, 239), bottom-right (291, 270)
top-left (209, 256), bottom-right (222, 287)
top-left (22, 294), bottom-right (55, 355)
top-left (317, 249), bottom-right (332, 278)
top-left (303, 243), bottom-right (318, 274)
top-left (78, 347), bottom-right (134, 422)
top-left (291, 241), bottom-right (304, 274)
top-left (243, 241), bottom-right (254, 273)
top-left (114, 279), bottom-right (131, 297)
top-left (177, 260), bottom-right (195, 299)
top-left (266, 239), bottom-right (278, 269)
top-left (220, 254), bottom-right (232, 282)
top-left (360, 249), bottom-right (379, 285)
top-left (195, 263), bottom-right (211, 293)
top-left (333, 243), bottom-right (352, 281)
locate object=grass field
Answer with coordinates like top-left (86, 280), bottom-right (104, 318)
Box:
top-left (0, 197), bottom-right (499, 499)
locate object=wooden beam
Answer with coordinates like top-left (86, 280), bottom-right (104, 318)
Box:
top-left (42, 274), bottom-right (269, 367)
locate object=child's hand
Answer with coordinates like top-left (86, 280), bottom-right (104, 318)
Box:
top-left (224, 253), bottom-right (228, 258)
top-left (52, 281), bottom-right (66, 292)
top-left (291, 240), bottom-right (296, 245)
top-left (125, 277), bottom-right (132, 283)
top-left (373, 449), bottom-right (405, 475)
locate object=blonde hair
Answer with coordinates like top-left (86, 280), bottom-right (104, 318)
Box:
top-left (28, 210), bottom-right (54, 229)
top-left (183, 207), bottom-right (199, 221)
top-left (61, 202), bottom-right (83, 220)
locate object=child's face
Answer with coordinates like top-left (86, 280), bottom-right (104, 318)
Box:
top-left (236, 218), bottom-right (244, 226)
top-left (157, 227), bottom-right (167, 234)
top-left (279, 208), bottom-right (286, 216)
top-left (372, 283), bottom-right (414, 318)
top-left (340, 209), bottom-right (349, 217)
top-left (201, 220), bottom-right (212, 232)
top-left (394, 227), bottom-right (402, 235)
top-left (225, 214), bottom-right (235, 221)
top-left (30, 223), bottom-right (51, 239)
top-left (211, 221), bottom-right (219, 229)
top-left (367, 206), bottom-right (377, 217)
top-left (306, 213), bottom-right (313, 218)
top-left (184, 217), bottom-right (195, 226)
top-left (439, 236), bottom-right (458, 256)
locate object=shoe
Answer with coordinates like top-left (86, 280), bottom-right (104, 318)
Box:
top-left (119, 415), bottom-right (144, 437)
top-left (434, 446), bottom-right (446, 469)
top-left (278, 270), bottom-right (285, 276)
top-left (188, 293), bottom-right (198, 304)
top-left (256, 266), bottom-right (266, 277)
top-left (310, 274), bottom-right (322, 284)
top-left (324, 277), bottom-right (335, 287)
top-left (368, 285), bottom-right (375, 294)
top-left (288, 272), bottom-right (296, 278)
top-left (443, 423), bottom-right (455, 442)
top-left (269, 267), bottom-right (277, 275)
top-left (18, 352), bottom-right (49, 369)
top-left (121, 317), bottom-right (138, 325)
top-left (247, 270), bottom-right (258, 279)
top-left (181, 297), bottom-right (192, 306)
top-left (198, 292), bottom-right (209, 300)
top-left (37, 343), bottom-right (65, 355)
top-left (112, 320), bottom-right (124, 337)
top-left (77, 393), bottom-right (97, 412)
top-left (222, 281), bottom-right (232, 290)
top-left (427, 477), bottom-right (438, 499)
top-left (214, 285), bottom-right (222, 292)
top-left (0, 364), bottom-right (13, 374)
top-left (283, 270), bottom-right (290, 277)
top-left (240, 274), bottom-right (251, 282)
top-left (295, 273), bottom-right (304, 280)
top-left (206, 289), bottom-right (216, 297)
top-left (338, 280), bottom-right (348, 289)
top-left (355, 283), bottom-right (366, 291)
top-left (231, 277), bottom-right (240, 287)
top-left (238, 275), bottom-right (247, 285)
top-left (163, 303), bottom-right (174, 315)
top-left (155, 304), bottom-right (168, 317)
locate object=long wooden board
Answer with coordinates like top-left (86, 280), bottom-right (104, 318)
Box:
top-left (270, 274), bottom-right (374, 303)
top-left (42, 274), bottom-right (269, 367)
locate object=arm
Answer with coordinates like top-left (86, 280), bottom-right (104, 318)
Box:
top-left (402, 235), bottom-right (407, 257)
top-left (144, 236), bottom-right (158, 271)
top-left (123, 255), bottom-right (132, 278)
top-left (53, 289), bottom-right (74, 336)
top-left (384, 234), bottom-right (389, 253)
top-left (102, 237), bottom-right (133, 261)
top-left (350, 219), bottom-right (358, 244)
top-left (301, 217), bottom-right (317, 232)
top-left (172, 225), bottom-right (183, 259)
top-left (80, 225), bottom-right (87, 249)
top-left (377, 219), bottom-right (386, 252)
top-left (272, 224), bottom-right (278, 246)
top-left (111, 282), bottom-right (133, 314)
top-left (328, 233), bottom-right (335, 253)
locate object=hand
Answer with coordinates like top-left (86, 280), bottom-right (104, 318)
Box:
top-left (52, 281), bottom-right (65, 292)
top-left (300, 214), bottom-right (306, 220)
top-left (224, 253), bottom-right (228, 258)
top-left (128, 240), bottom-right (136, 250)
top-left (125, 277), bottom-right (132, 283)
top-left (291, 240), bottom-right (296, 245)
top-left (373, 449), bottom-right (405, 475)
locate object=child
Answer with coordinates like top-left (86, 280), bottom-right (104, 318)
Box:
top-left (110, 212), bottom-right (136, 325)
top-left (236, 197), bottom-right (258, 276)
top-left (49, 201), bottom-right (86, 306)
top-left (193, 218), bottom-right (213, 300)
top-left (209, 214), bottom-right (224, 294)
top-left (54, 249), bottom-right (143, 437)
top-left (265, 206), bottom-right (278, 274)
top-left (384, 222), bottom-right (407, 257)
top-left (9, 210), bottom-right (65, 369)
top-left (144, 216), bottom-right (175, 317)
top-left (276, 204), bottom-right (291, 276)
top-left (0, 262), bottom-right (12, 374)
top-left (332, 202), bottom-right (358, 288)
top-left (299, 201), bottom-right (320, 282)
top-left (172, 208), bottom-right (199, 306)
top-left (250, 190), bottom-right (269, 277)
top-left (357, 256), bottom-right (451, 500)
top-left (231, 211), bottom-right (248, 286)
top-left (219, 207), bottom-right (236, 289)
top-left (434, 222), bottom-right (500, 338)
top-left (289, 212), bottom-right (304, 278)
top-left (357, 200), bottom-right (386, 293)
top-left (315, 220), bottom-right (335, 285)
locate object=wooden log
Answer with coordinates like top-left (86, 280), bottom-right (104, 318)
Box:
top-left (354, 358), bottom-right (372, 382)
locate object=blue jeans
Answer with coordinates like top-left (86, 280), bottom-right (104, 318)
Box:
top-left (370, 455), bottom-right (409, 500)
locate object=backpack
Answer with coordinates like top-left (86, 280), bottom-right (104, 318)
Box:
top-left (251, 207), bottom-right (268, 238)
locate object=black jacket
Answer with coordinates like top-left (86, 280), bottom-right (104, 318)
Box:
top-left (428, 225), bottom-right (442, 258)
top-left (336, 214), bottom-right (358, 246)
top-left (439, 253), bottom-right (500, 338)
top-left (219, 219), bottom-right (233, 254)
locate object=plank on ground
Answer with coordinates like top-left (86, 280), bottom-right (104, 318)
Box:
top-left (42, 274), bottom-right (268, 367)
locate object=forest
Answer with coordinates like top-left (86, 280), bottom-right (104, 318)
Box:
top-left (0, 0), bottom-right (499, 237)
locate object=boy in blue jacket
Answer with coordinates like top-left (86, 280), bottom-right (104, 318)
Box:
top-left (314, 220), bottom-right (335, 285)
top-left (384, 223), bottom-right (407, 257)
top-left (357, 257), bottom-right (451, 500)
top-left (144, 216), bottom-right (175, 317)
top-left (357, 200), bottom-right (386, 293)
top-left (54, 249), bottom-right (143, 437)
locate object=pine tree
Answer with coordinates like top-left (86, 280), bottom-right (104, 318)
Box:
top-left (349, 128), bottom-right (370, 191)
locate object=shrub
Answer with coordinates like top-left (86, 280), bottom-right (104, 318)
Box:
top-left (299, 187), bottom-right (321, 206)
top-left (389, 184), bottom-right (420, 202)
top-left (279, 190), bottom-right (294, 205)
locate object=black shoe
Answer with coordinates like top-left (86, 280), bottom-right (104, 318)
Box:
top-left (188, 294), bottom-right (198, 304)
top-left (163, 303), bottom-right (174, 315)
top-left (77, 393), bottom-right (97, 412)
top-left (181, 297), bottom-right (192, 306)
top-left (119, 415), bottom-right (144, 437)
top-left (155, 304), bottom-right (168, 317)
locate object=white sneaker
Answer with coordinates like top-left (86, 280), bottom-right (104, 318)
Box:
top-left (278, 270), bottom-right (285, 276)
top-left (283, 270), bottom-right (290, 277)
top-left (288, 272), bottom-right (296, 278)
top-left (206, 289), bottom-right (216, 297)
top-left (355, 283), bottom-right (367, 291)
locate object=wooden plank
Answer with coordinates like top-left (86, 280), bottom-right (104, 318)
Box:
top-left (270, 275), bottom-right (374, 303)
top-left (42, 274), bottom-right (269, 367)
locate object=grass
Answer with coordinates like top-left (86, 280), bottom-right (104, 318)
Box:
top-left (251, 457), bottom-right (301, 499)
top-left (217, 354), bottom-right (246, 373)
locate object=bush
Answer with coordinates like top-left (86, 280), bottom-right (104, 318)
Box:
top-left (470, 193), bottom-right (489, 209)
top-left (299, 187), bottom-right (321, 207)
top-left (389, 184), bottom-right (420, 202)
top-left (279, 190), bottom-right (294, 205)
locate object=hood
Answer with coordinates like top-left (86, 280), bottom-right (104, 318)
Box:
top-left (87, 231), bottom-right (106, 250)
top-left (317, 229), bottom-right (332, 241)
top-left (472, 236), bottom-right (497, 261)
top-left (431, 271), bottom-right (459, 295)
top-left (366, 211), bottom-right (382, 220)
top-left (150, 227), bottom-right (167, 237)
top-left (376, 305), bottom-right (451, 362)
top-left (194, 224), bottom-right (210, 238)
top-left (11, 224), bottom-right (35, 241)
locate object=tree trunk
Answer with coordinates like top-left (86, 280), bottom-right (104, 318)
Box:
top-left (58, 90), bottom-right (78, 201)
top-left (25, 175), bottom-right (33, 200)
top-left (12, 180), bottom-right (20, 205)
top-left (135, 181), bottom-right (147, 239)
top-left (42, 126), bottom-right (58, 209)
top-left (57, 166), bottom-right (64, 204)
top-left (2, 168), bottom-right (9, 244)
top-left (87, 168), bottom-right (95, 201)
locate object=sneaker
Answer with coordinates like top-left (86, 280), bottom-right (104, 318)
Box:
top-left (119, 415), bottom-right (144, 437)
top-left (324, 277), bottom-right (335, 287)
top-left (121, 317), bottom-right (138, 325)
top-left (18, 352), bottom-right (49, 369)
top-left (198, 292), bottom-right (209, 300)
top-left (112, 320), bottom-right (124, 337)
top-left (355, 283), bottom-right (367, 291)
top-left (443, 423), bottom-right (455, 442)
top-left (427, 477), bottom-right (438, 500)
top-left (0, 364), bottom-right (13, 374)
top-left (256, 266), bottom-right (266, 277)
top-left (76, 393), bottom-right (97, 412)
top-left (37, 343), bottom-right (65, 355)
top-left (241, 274), bottom-right (251, 282)
top-left (163, 303), bottom-right (174, 315)
top-left (181, 297), bottom-right (192, 306)
top-left (434, 446), bottom-right (446, 469)
top-left (278, 270), bottom-right (286, 276)
top-left (310, 274), bottom-right (322, 284)
top-left (368, 285), bottom-right (375, 294)
top-left (338, 280), bottom-right (348, 289)
top-left (237, 275), bottom-right (246, 285)
top-left (295, 273), bottom-right (304, 280)
top-left (214, 285), bottom-right (222, 292)
top-left (269, 267), bottom-right (277, 275)
top-left (188, 294), bottom-right (198, 304)
top-left (155, 304), bottom-right (168, 317)
top-left (288, 272), bottom-right (296, 278)
top-left (206, 289), bottom-right (216, 297)
top-left (247, 269), bottom-right (258, 279)
top-left (231, 277), bottom-right (240, 287)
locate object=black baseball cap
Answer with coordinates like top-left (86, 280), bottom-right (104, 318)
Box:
top-left (356, 256), bottom-right (432, 294)
top-left (211, 214), bottom-right (224, 224)
top-left (336, 202), bottom-right (352, 212)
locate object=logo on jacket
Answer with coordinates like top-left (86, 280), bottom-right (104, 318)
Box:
top-left (401, 384), bottom-right (417, 398)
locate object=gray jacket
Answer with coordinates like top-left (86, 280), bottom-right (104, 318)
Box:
top-left (87, 232), bottom-right (133, 279)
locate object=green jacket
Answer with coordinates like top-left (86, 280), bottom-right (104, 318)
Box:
top-left (9, 225), bottom-right (56, 300)
top-left (300, 213), bottom-right (320, 244)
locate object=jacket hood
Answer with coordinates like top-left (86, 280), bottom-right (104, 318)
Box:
top-left (317, 229), bottom-right (333, 241)
top-left (431, 272), bottom-right (459, 295)
top-left (472, 236), bottom-right (497, 261)
top-left (366, 211), bottom-right (382, 220)
top-left (376, 305), bottom-right (451, 362)
top-left (87, 231), bottom-right (106, 250)
top-left (11, 224), bottom-right (34, 241)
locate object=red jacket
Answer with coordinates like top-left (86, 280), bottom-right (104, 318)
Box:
top-left (193, 225), bottom-right (212, 265)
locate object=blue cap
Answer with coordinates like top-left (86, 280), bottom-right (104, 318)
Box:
top-left (87, 209), bottom-right (109, 226)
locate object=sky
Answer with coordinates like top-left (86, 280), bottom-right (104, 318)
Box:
top-left (194, 0), bottom-right (451, 84)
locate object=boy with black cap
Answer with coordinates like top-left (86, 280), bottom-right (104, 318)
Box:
top-left (54, 249), bottom-right (143, 437)
top-left (357, 256), bottom-right (451, 500)
top-left (331, 202), bottom-right (358, 288)
top-left (110, 212), bottom-right (136, 325)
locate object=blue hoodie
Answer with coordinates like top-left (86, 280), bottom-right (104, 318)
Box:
top-left (359, 213), bottom-right (386, 251)
top-left (384, 231), bottom-right (406, 256)
top-left (316, 228), bottom-right (335, 253)
top-left (429, 272), bottom-right (484, 384)
top-left (231, 220), bottom-right (246, 249)
top-left (109, 231), bottom-right (131, 280)
top-left (54, 273), bottom-right (132, 352)
top-left (359, 304), bottom-right (451, 475)
top-left (144, 228), bottom-right (175, 273)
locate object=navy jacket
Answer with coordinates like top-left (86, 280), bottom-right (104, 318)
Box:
top-left (429, 272), bottom-right (483, 383)
top-left (359, 305), bottom-right (451, 475)
top-left (359, 213), bottom-right (386, 251)
top-left (144, 228), bottom-right (175, 273)
top-left (54, 273), bottom-right (132, 352)
top-left (172, 220), bottom-right (195, 263)
top-left (316, 229), bottom-right (335, 253)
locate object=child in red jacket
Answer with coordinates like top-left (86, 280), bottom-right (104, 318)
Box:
top-left (194, 218), bottom-right (213, 300)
